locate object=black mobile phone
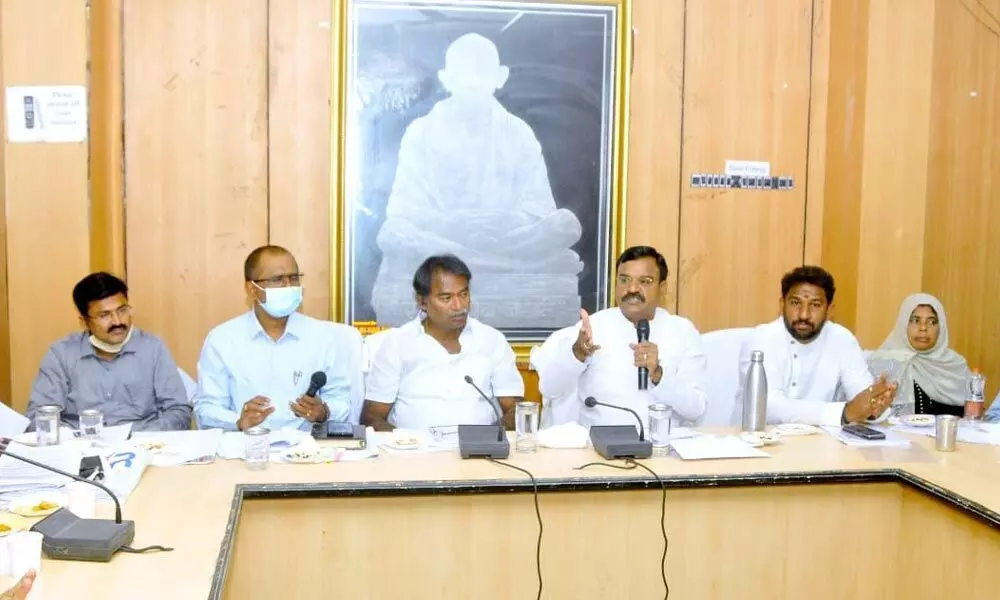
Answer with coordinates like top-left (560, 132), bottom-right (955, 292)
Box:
top-left (311, 421), bottom-right (357, 439)
top-left (842, 423), bottom-right (886, 440)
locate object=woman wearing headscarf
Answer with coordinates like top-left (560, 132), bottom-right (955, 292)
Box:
top-left (868, 293), bottom-right (968, 417)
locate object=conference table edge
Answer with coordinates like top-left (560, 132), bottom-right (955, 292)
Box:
top-left (205, 467), bottom-right (1000, 599)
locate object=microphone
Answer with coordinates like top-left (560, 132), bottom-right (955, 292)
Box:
top-left (583, 396), bottom-right (647, 441)
top-left (0, 438), bottom-right (135, 561)
top-left (582, 396), bottom-right (653, 459)
top-left (456, 375), bottom-right (510, 459)
top-left (464, 375), bottom-right (504, 439)
top-left (636, 318), bottom-right (650, 390)
top-left (306, 371), bottom-right (327, 397)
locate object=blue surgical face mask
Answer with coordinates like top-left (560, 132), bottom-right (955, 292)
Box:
top-left (253, 283), bottom-right (302, 318)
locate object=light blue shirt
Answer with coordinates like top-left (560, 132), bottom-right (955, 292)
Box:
top-left (986, 391), bottom-right (1000, 423)
top-left (193, 311), bottom-right (353, 431)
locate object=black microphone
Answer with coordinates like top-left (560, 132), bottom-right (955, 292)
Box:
top-left (636, 318), bottom-right (650, 390)
top-left (306, 371), bottom-right (327, 397)
top-left (464, 375), bottom-right (504, 440)
top-left (584, 396), bottom-right (647, 441)
top-left (0, 438), bottom-right (123, 523)
top-left (0, 437), bottom-right (136, 561)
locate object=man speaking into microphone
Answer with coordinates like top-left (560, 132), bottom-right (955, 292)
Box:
top-left (362, 255), bottom-right (524, 431)
top-left (535, 246), bottom-right (708, 428)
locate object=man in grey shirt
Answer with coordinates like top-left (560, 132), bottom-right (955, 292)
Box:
top-left (26, 272), bottom-right (191, 431)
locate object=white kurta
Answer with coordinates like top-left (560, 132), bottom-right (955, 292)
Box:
top-left (535, 307), bottom-right (708, 428)
top-left (735, 318), bottom-right (874, 426)
top-left (364, 317), bottom-right (524, 429)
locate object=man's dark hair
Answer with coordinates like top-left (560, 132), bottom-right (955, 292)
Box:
top-left (72, 272), bottom-right (128, 317)
top-left (615, 245), bottom-right (669, 282)
top-left (413, 254), bottom-right (472, 297)
top-left (781, 266), bottom-right (836, 303)
top-left (244, 245), bottom-right (293, 281)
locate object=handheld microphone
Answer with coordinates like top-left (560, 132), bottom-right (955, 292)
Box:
top-left (583, 396), bottom-right (647, 441)
top-left (305, 371), bottom-right (327, 397)
top-left (0, 438), bottom-right (135, 561)
top-left (636, 318), bottom-right (650, 390)
top-left (464, 375), bottom-right (504, 439)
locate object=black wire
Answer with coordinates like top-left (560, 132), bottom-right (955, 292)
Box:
top-left (487, 458), bottom-right (543, 600)
top-left (574, 459), bottom-right (669, 599)
top-left (119, 544), bottom-right (174, 554)
top-left (626, 459), bottom-right (669, 600)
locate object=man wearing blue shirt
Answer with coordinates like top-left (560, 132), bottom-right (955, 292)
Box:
top-left (193, 246), bottom-right (355, 431)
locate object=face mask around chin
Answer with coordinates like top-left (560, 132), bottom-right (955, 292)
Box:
top-left (256, 285), bottom-right (303, 318)
top-left (90, 325), bottom-right (133, 354)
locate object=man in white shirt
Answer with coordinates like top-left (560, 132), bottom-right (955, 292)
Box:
top-left (535, 246), bottom-right (708, 428)
top-left (193, 246), bottom-right (356, 431)
top-left (361, 254), bottom-right (525, 431)
top-left (735, 266), bottom-right (897, 426)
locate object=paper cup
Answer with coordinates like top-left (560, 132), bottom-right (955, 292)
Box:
top-left (7, 531), bottom-right (42, 578)
top-left (67, 481), bottom-right (96, 518)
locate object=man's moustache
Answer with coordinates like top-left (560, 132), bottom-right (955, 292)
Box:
top-left (623, 293), bottom-right (644, 302)
top-left (109, 326), bottom-right (127, 333)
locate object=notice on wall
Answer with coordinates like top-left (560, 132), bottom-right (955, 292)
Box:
top-left (5, 85), bottom-right (88, 143)
top-left (724, 160), bottom-right (770, 178)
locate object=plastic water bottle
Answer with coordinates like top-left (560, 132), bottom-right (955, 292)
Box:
top-left (742, 351), bottom-right (768, 432)
top-left (964, 369), bottom-right (986, 421)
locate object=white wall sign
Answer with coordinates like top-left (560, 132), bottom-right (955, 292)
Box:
top-left (724, 160), bottom-right (770, 177)
top-left (5, 85), bottom-right (88, 143)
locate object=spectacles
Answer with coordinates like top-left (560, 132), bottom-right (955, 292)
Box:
top-left (616, 275), bottom-right (656, 287)
top-left (252, 273), bottom-right (304, 288)
top-left (89, 304), bottom-right (131, 323)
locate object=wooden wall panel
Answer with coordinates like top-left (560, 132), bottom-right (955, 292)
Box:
top-left (267, 0), bottom-right (333, 321)
top-left (852, 0), bottom-right (936, 348)
top-left (678, 0), bottom-right (813, 332)
top-left (0, 0), bottom-right (90, 411)
top-left (624, 0), bottom-right (684, 311)
top-left (0, 23), bottom-right (9, 406)
top-left (816, 0), bottom-right (870, 330)
top-left (922, 0), bottom-right (1000, 400)
top-left (123, 0), bottom-right (269, 375)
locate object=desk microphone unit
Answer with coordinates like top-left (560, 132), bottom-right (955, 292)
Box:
top-left (583, 397), bottom-right (653, 460)
top-left (0, 438), bottom-right (134, 562)
top-left (459, 375), bottom-right (510, 459)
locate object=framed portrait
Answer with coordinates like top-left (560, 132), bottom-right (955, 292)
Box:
top-left (330, 0), bottom-right (632, 356)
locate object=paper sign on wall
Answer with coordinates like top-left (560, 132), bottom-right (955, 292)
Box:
top-left (5, 85), bottom-right (88, 143)
top-left (724, 160), bottom-right (770, 177)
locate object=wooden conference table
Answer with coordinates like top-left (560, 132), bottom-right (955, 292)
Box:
top-left (19, 428), bottom-right (1000, 599)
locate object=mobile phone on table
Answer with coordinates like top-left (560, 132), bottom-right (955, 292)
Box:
top-left (842, 423), bottom-right (886, 440)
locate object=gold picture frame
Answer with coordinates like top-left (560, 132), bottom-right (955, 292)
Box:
top-left (329, 0), bottom-right (632, 367)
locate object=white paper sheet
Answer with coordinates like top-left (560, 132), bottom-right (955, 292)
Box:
top-left (669, 435), bottom-right (770, 460)
top-left (130, 429), bottom-right (224, 466)
top-left (216, 428), bottom-right (310, 460)
top-left (0, 443), bottom-right (82, 495)
top-left (822, 426), bottom-right (912, 448)
top-left (0, 403), bottom-right (29, 437)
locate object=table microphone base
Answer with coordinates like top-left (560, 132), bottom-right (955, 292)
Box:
top-left (590, 425), bottom-right (653, 460)
top-left (30, 508), bottom-right (135, 562)
top-left (458, 425), bottom-right (510, 459)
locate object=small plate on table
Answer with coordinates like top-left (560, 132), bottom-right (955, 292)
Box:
top-left (775, 423), bottom-right (821, 437)
top-left (899, 414), bottom-right (935, 428)
top-left (0, 513), bottom-right (30, 537)
top-left (9, 494), bottom-right (66, 518)
top-left (740, 430), bottom-right (782, 448)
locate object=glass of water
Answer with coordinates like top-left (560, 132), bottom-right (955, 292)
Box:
top-left (648, 403), bottom-right (672, 456)
top-left (244, 426), bottom-right (270, 470)
top-left (34, 405), bottom-right (62, 446)
top-left (79, 409), bottom-right (103, 440)
top-left (515, 402), bottom-right (539, 453)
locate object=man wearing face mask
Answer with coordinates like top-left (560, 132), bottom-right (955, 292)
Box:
top-left (361, 254), bottom-right (524, 431)
top-left (193, 246), bottom-right (354, 431)
top-left (534, 246), bottom-right (708, 427)
top-left (734, 266), bottom-right (897, 426)
top-left (26, 272), bottom-right (191, 431)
